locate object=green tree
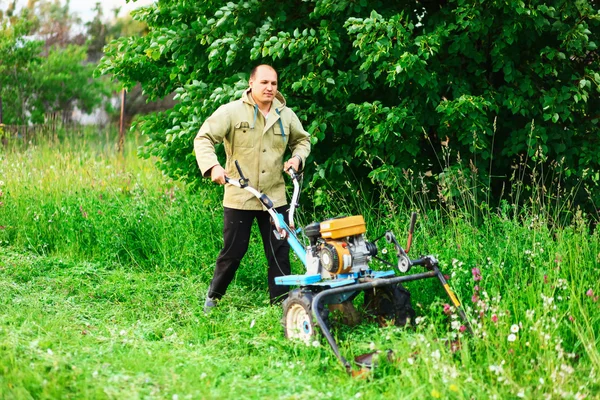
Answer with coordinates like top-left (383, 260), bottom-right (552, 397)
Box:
top-left (28, 45), bottom-right (112, 123)
top-left (99, 0), bottom-right (600, 206)
top-left (0, 11), bottom-right (43, 124)
top-left (0, 1), bottom-right (112, 125)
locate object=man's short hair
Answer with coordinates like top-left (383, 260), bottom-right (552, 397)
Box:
top-left (250, 64), bottom-right (278, 80)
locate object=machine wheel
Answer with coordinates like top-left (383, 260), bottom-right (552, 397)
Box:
top-left (364, 284), bottom-right (416, 327)
top-left (282, 289), bottom-right (329, 344)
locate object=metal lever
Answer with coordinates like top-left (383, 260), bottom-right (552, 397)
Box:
top-left (405, 212), bottom-right (417, 254)
top-left (385, 231), bottom-right (411, 273)
top-left (234, 160), bottom-right (249, 188)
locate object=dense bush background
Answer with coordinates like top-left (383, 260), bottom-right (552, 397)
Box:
top-left (99, 0), bottom-right (600, 213)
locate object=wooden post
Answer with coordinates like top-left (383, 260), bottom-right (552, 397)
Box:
top-left (118, 88), bottom-right (126, 153)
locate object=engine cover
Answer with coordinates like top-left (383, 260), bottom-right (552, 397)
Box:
top-left (319, 241), bottom-right (351, 274)
top-left (320, 216), bottom-right (366, 239)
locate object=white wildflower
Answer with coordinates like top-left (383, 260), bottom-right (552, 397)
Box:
top-left (507, 334), bottom-right (517, 342)
top-left (510, 324), bottom-right (520, 333)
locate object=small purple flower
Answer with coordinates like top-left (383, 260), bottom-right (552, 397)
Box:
top-left (472, 267), bottom-right (482, 282)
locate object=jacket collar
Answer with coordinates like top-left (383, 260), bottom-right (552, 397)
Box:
top-left (242, 89), bottom-right (287, 134)
top-left (242, 88), bottom-right (286, 112)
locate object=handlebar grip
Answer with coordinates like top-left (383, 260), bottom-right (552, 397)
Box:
top-left (287, 167), bottom-right (298, 180)
top-left (409, 212), bottom-right (417, 233)
top-left (235, 160), bottom-right (247, 181)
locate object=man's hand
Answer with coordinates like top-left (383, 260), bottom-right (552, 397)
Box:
top-left (210, 165), bottom-right (227, 185)
top-left (283, 156), bottom-right (301, 174)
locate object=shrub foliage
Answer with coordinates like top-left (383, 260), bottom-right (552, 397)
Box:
top-left (99, 0), bottom-right (600, 203)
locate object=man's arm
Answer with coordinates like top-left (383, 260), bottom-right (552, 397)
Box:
top-left (285, 111), bottom-right (311, 172)
top-left (194, 106), bottom-right (230, 184)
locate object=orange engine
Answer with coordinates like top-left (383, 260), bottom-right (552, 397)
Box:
top-left (313, 216), bottom-right (377, 276)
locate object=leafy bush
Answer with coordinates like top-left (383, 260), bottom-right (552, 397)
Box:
top-left (99, 0), bottom-right (600, 210)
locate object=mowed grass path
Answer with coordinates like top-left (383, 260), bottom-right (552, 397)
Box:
top-left (0, 131), bottom-right (599, 399)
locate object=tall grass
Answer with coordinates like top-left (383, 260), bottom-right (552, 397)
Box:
top-left (0, 128), bottom-right (599, 399)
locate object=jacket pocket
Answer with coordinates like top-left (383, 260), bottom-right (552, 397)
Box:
top-left (233, 121), bottom-right (255, 148)
top-left (272, 124), bottom-right (289, 149)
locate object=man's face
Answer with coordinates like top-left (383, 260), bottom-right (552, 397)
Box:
top-left (249, 66), bottom-right (278, 106)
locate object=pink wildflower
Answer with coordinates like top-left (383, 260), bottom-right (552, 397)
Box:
top-left (474, 285), bottom-right (480, 292)
top-left (471, 294), bottom-right (479, 303)
top-left (443, 303), bottom-right (452, 315)
top-left (472, 267), bottom-right (482, 281)
top-left (491, 314), bottom-right (498, 323)
top-left (586, 289), bottom-right (594, 297)
top-left (459, 325), bottom-right (467, 332)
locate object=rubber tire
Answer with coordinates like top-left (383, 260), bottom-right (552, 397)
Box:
top-left (364, 283), bottom-right (416, 327)
top-left (282, 289), bottom-right (329, 344)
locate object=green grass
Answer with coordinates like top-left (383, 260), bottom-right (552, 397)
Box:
top-left (0, 129), bottom-right (599, 399)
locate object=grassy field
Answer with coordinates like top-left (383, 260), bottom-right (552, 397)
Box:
top-left (0, 129), bottom-right (599, 399)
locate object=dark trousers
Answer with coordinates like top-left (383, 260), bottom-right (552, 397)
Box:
top-left (207, 206), bottom-right (291, 303)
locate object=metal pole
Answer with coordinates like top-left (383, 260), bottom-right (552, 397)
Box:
top-left (312, 271), bottom-right (438, 372)
top-left (118, 88), bottom-right (126, 153)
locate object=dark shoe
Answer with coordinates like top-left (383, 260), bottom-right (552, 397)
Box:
top-left (204, 295), bottom-right (218, 314)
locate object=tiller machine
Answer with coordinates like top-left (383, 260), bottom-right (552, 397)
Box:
top-left (226, 161), bottom-right (472, 372)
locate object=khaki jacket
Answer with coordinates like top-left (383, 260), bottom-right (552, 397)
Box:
top-left (194, 89), bottom-right (311, 210)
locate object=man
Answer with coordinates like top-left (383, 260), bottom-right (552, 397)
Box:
top-left (194, 64), bottom-right (311, 312)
